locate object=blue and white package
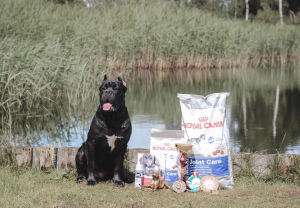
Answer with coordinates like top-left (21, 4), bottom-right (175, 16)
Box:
top-left (178, 93), bottom-right (234, 189)
top-left (186, 155), bottom-right (229, 177)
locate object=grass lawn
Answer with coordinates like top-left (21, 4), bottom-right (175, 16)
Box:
top-left (0, 167), bottom-right (299, 208)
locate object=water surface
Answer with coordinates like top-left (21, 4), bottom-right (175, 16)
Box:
top-left (125, 68), bottom-right (300, 154)
top-left (5, 68), bottom-right (300, 154)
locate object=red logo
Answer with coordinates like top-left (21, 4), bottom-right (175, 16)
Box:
top-left (198, 117), bottom-right (208, 122)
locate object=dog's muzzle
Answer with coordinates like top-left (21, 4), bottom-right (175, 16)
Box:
top-left (102, 90), bottom-right (116, 111)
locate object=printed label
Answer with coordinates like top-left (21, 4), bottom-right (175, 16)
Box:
top-left (180, 107), bottom-right (227, 155)
top-left (164, 170), bottom-right (179, 184)
top-left (186, 156), bottom-right (229, 177)
top-left (134, 170), bottom-right (143, 189)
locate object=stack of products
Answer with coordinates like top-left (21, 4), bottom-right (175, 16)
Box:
top-left (135, 93), bottom-right (234, 191)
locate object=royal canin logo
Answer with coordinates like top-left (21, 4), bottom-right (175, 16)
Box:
top-left (198, 117), bottom-right (208, 122)
top-left (164, 143), bottom-right (170, 146)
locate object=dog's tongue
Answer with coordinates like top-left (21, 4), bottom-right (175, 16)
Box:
top-left (103, 103), bottom-right (112, 111)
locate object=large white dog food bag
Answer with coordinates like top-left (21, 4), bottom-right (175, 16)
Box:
top-left (177, 93), bottom-right (234, 189)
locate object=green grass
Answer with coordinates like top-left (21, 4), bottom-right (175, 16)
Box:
top-left (0, 167), bottom-right (300, 208)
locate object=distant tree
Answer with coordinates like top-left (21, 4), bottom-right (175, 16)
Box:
top-left (287, 0), bottom-right (300, 14)
top-left (245, 0), bottom-right (249, 21)
top-left (235, 0), bottom-right (237, 19)
top-left (279, 0), bottom-right (283, 24)
top-left (289, 10), bottom-right (296, 23)
top-left (184, 0), bottom-right (297, 23)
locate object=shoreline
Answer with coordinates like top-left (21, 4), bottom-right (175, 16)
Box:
top-left (13, 147), bottom-right (300, 178)
top-left (97, 55), bottom-right (300, 71)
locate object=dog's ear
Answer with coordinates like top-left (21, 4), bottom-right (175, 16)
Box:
top-left (99, 75), bottom-right (107, 91)
top-left (153, 155), bottom-right (160, 166)
top-left (139, 155), bottom-right (145, 165)
top-left (118, 77), bottom-right (127, 87)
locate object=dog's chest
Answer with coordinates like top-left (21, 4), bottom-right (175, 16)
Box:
top-left (105, 135), bottom-right (122, 151)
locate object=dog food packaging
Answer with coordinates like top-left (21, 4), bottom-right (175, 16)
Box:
top-left (137, 153), bottom-right (166, 186)
top-left (177, 93), bottom-right (234, 189)
top-left (150, 129), bottom-right (184, 184)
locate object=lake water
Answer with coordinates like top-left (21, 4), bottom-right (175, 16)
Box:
top-left (6, 67), bottom-right (300, 154)
top-left (125, 68), bottom-right (300, 154)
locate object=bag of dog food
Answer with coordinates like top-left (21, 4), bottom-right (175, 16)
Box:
top-left (150, 129), bottom-right (185, 184)
top-left (177, 93), bottom-right (234, 189)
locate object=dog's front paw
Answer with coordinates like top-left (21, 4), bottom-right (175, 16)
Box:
top-left (87, 174), bottom-right (97, 186)
top-left (76, 174), bottom-right (85, 183)
top-left (87, 179), bottom-right (97, 186)
top-left (114, 180), bottom-right (125, 188)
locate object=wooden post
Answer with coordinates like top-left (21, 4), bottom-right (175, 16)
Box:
top-left (33, 147), bottom-right (58, 171)
top-left (15, 147), bottom-right (33, 168)
top-left (57, 147), bottom-right (79, 172)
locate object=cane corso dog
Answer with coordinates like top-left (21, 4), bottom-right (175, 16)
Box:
top-left (75, 75), bottom-right (132, 187)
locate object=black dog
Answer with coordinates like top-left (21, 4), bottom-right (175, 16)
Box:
top-left (75, 75), bottom-right (132, 187)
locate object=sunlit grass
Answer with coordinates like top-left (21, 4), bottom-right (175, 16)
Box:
top-left (0, 167), bottom-right (299, 208)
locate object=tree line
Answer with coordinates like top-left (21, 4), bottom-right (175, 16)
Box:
top-left (185, 0), bottom-right (299, 24)
top-left (50, 0), bottom-right (299, 24)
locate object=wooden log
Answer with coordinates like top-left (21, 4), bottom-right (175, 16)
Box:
top-left (33, 147), bottom-right (57, 171)
top-left (15, 147), bottom-right (33, 168)
top-left (57, 147), bottom-right (79, 172)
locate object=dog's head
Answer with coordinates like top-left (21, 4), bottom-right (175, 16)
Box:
top-left (139, 154), bottom-right (160, 168)
top-left (191, 137), bottom-right (200, 144)
top-left (99, 75), bottom-right (127, 112)
top-left (152, 170), bottom-right (160, 179)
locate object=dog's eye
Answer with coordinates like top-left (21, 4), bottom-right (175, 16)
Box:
top-left (112, 84), bottom-right (119, 90)
top-left (102, 84), bottom-right (109, 90)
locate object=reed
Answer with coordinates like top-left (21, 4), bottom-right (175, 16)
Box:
top-left (1, 0), bottom-right (300, 164)
top-left (1, 0), bottom-right (299, 71)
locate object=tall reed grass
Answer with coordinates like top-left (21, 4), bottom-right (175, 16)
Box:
top-left (0, 0), bottom-right (300, 164)
top-left (1, 0), bottom-right (299, 70)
